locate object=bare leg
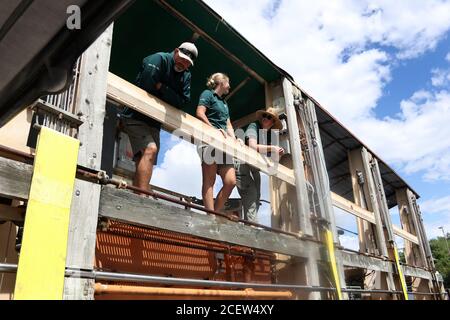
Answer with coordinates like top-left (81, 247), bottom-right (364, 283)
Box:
top-left (133, 144), bottom-right (158, 195)
top-left (215, 165), bottom-right (236, 212)
top-left (202, 162), bottom-right (217, 211)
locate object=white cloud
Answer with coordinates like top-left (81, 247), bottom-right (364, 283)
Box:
top-left (418, 195), bottom-right (450, 240)
top-left (420, 195), bottom-right (450, 215)
top-left (422, 214), bottom-right (450, 240)
top-left (152, 139), bottom-right (203, 197)
top-left (353, 89), bottom-right (450, 181)
top-left (431, 68), bottom-right (450, 87)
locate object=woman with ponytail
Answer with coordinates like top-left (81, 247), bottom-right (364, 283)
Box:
top-left (196, 73), bottom-right (237, 213)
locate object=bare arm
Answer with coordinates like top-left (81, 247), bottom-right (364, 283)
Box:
top-left (248, 137), bottom-right (284, 156)
top-left (226, 119), bottom-right (235, 138)
top-left (196, 106), bottom-right (214, 127)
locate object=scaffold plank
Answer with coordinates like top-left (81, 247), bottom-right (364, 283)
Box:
top-left (14, 127), bottom-right (79, 300)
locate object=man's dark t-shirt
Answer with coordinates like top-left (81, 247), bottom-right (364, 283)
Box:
top-left (121, 52), bottom-right (192, 128)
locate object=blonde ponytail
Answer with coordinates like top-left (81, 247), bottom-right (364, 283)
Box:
top-left (206, 73), bottom-right (229, 90)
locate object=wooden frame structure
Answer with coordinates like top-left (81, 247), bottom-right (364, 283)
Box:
top-left (0, 13), bottom-right (446, 301)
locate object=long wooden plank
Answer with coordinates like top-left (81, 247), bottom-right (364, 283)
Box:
top-left (106, 72), bottom-right (296, 185)
top-left (332, 192), bottom-right (376, 224)
top-left (331, 192), bottom-right (419, 244)
top-left (392, 225), bottom-right (419, 245)
top-left (98, 185), bottom-right (319, 258)
top-left (14, 127), bottom-right (80, 300)
top-left (340, 251), bottom-right (434, 281)
top-left (340, 251), bottom-right (392, 273)
top-left (402, 266), bottom-right (432, 281)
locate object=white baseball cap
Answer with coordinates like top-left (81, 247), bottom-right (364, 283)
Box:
top-left (178, 42), bottom-right (198, 66)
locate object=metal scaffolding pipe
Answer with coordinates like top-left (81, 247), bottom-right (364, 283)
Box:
top-left (0, 264), bottom-right (439, 298)
top-left (86, 270), bottom-right (335, 292)
top-left (94, 283), bottom-right (293, 298)
top-left (1, 263), bottom-right (335, 292)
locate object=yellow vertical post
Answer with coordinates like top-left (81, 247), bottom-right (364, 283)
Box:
top-left (325, 229), bottom-right (343, 300)
top-left (14, 127), bottom-right (79, 300)
top-left (393, 245), bottom-right (409, 300)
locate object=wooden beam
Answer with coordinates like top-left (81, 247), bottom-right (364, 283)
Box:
top-left (225, 77), bottom-right (251, 101)
top-left (332, 192), bottom-right (419, 244)
top-left (98, 185), bottom-right (321, 259)
top-left (402, 266), bottom-right (433, 281)
top-left (332, 192), bottom-right (376, 224)
top-left (340, 251), bottom-right (392, 273)
top-left (107, 72), bottom-right (296, 185)
top-left (392, 225), bottom-right (419, 245)
top-left (341, 251), bottom-right (434, 281)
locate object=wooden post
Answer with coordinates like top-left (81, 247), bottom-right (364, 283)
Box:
top-left (348, 149), bottom-right (378, 254)
top-left (396, 188), bottom-right (436, 299)
top-left (63, 24), bottom-right (114, 300)
top-left (282, 78), bottom-right (312, 236)
top-left (348, 148), bottom-right (394, 299)
top-left (300, 97), bottom-right (347, 299)
top-left (278, 78), bottom-right (321, 299)
top-left (395, 188), bottom-right (427, 268)
top-left (370, 157), bottom-right (407, 299)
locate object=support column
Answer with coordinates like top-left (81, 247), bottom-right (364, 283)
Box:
top-left (64, 24), bottom-right (114, 300)
top-left (300, 97), bottom-right (347, 299)
top-left (348, 148), bottom-right (394, 299)
top-left (282, 78), bottom-right (312, 237)
top-left (371, 157), bottom-right (408, 299)
top-left (396, 188), bottom-right (437, 299)
top-left (348, 149), bottom-right (378, 254)
top-left (395, 188), bottom-right (427, 268)
top-left (279, 78), bottom-right (321, 299)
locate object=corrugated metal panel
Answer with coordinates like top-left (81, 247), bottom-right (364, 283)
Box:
top-left (95, 221), bottom-right (274, 299)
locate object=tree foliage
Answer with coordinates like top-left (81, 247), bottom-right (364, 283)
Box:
top-left (430, 236), bottom-right (450, 288)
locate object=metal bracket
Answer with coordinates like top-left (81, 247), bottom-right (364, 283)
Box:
top-left (31, 99), bottom-right (83, 128)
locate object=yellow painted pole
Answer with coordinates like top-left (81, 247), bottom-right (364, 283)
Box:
top-left (14, 127), bottom-right (79, 300)
top-left (393, 245), bottom-right (409, 300)
top-left (325, 229), bottom-right (343, 300)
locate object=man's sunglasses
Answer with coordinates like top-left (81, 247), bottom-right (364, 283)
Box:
top-left (262, 114), bottom-right (273, 121)
top-left (179, 48), bottom-right (196, 62)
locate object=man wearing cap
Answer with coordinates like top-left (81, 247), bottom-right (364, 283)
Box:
top-left (235, 108), bottom-right (284, 222)
top-left (120, 42), bottom-right (198, 193)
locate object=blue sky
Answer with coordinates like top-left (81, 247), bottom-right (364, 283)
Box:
top-left (149, 1), bottom-right (450, 249)
top-left (377, 37), bottom-right (450, 119)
